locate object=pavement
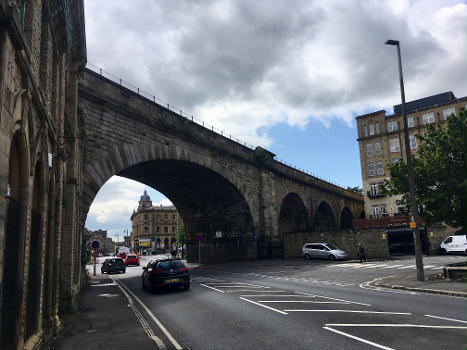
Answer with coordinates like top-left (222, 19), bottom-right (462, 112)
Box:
top-left (49, 258), bottom-right (466, 350)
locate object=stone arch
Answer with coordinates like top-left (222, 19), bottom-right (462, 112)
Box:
top-left (340, 207), bottom-right (353, 229)
top-left (278, 193), bottom-right (310, 234)
top-left (25, 155), bottom-right (47, 340)
top-left (313, 201), bottom-right (337, 231)
top-left (1, 132), bottom-right (29, 349)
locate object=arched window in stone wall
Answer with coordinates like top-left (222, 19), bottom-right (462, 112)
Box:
top-left (25, 160), bottom-right (46, 340)
top-left (1, 133), bottom-right (28, 349)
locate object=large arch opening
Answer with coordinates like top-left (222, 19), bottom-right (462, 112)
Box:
top-left (85, 159), bottom-right (255, 263)
top-left (340, 207), bottom-right (353, 229)
top-left (1, 134), bottom-right (28, 348)
top-left (313, 201), bottom-right (337, 231)
top-left (25, 160), bottom-right (45, 339)
top-left (278, 193), bottom-right (310, 234)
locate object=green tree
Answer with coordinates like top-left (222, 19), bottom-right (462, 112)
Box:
top-left (384, 109), bottom-right (467, 231)
top-left (346, 186), bottom-right (363, 194)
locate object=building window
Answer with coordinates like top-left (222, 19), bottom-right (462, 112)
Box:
top-left (442, 107), bottom-right (455, 120)
top-left (172, 226), bottom-right (175, 233)
top-left (369, 123), bottom-right (375, 136)
top-left (391, 157), bottom-right (400, 163)
top-left (387, 120), bottom-right (398, 132)
top-left (375, 122), bottom-right (380, 135)
top-left (164, 214), bottom-right (168, 219)
top-left (362, 126), bottom-right (368, 137)
top-left (144, 226), bottom-right (148, 232)
top-left (374, 141), bottom-right (382, 156)
top-left (422, 112), bottom-right (434, 124)
top-left (144, 214), bottom-right (148, 220)
top-left (409, 134), bottom-right (417, 149)
top-left (173, 214), bottom-right (176, 219)
top-left (156, 226), bottom-right (160, 233)
top-left (389, 138), bottom-right (400, 153)
top-left (366, 143), bottom-right (373, 157)
top-left (156, 214), bottom-right (160, 219)
top-left (376, 161), bottom-right (384, 175)
top-left (368, 162), bottom-right (375, 176)
top-left (369, 183), bottom-right (377, 196)
top-left (407, 117), bottom-right (414, 128)
top-left (372, 205), bottom-right (380, 218)
top-left (164, 226), bottom-right (168, 233)
top-left (380, 204), bottom-right (388, 216)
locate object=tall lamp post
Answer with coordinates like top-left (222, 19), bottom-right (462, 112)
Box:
top-left (385, 39), bottom-right (424, 281)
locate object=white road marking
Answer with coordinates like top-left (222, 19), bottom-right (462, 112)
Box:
top-left (239, 297), bottom-right (288, 315)
top-left (225, 289), bottom-right (282, 293)
top-left (397, 265), bottom-right (416, 269)
top-left (212, 285), bottom-right (269, 288)
top-left (110, 277), bottom-right (167, 350)
top-left (258, 301), bottom-right (351, 304)
top-left (423, 265), bottom-right (436, 269)
top-left (294, 291), bottom-right (372, 306)
top-left (323, 326), bottom-right (395, 350)
top-left (90, 282), bottom-right (117, 287)
top-left (112, 277), bottom-right (183, 350)
top-left (325, 323), bottom-right (467, 329)
top-left (240, 294), bottom-right (300, 297)
top-left (425, 315), bottom-right (467, 324)
top-left (285, 310), bottom-right (411, 315)
top-left (200, 284), bottom-right (225, 293)
top-left (382, 265), bottom-right (404, 269)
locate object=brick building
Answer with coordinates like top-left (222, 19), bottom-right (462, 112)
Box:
top-left (131, 191), bottom-right (182, 251)
top-left (0, 1), bottom-right (86, 349)
top-left (84, 229), bottom-right (115, 256)
top-left (356, 91), bottom-right (466, 218)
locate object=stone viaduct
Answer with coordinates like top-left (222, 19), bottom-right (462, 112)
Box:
top-left (78, 68), bottom-right (364, 262)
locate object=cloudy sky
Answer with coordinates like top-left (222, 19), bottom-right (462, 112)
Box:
top-left (83, 0), bottom-right (467, 240)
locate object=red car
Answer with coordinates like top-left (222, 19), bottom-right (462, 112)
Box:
top-left (124, 254), bottom-right (140, 266)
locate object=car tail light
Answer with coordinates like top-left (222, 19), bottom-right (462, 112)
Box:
top-left (179, 267), bottom-right (188, 272)
top-left (152, 269), bottom-right (163, 274)
top-left (108, 263), bottom-right (112, 266)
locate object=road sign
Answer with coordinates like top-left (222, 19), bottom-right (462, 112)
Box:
top-left (409, 222), bottom-right (416, 228)
top-left (197, 235), bottom-right (203, 242)
top-left (92, 240), bottom-right (100, 249)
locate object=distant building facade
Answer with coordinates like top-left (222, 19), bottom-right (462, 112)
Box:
top-left (356, 91), bottom-right (466, 218)
top-left (131, 191), bottom-right (182, 250)
top-left (84, 229), bottom-right (115, 256)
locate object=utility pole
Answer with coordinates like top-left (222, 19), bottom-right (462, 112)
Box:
top-left (385, 39), bottom-right (425, 281)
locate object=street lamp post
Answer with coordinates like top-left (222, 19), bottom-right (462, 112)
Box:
top-left (385, 39), bottom-right (425, 281)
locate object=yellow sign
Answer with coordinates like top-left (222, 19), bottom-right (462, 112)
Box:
top-left (139, 241), bottom-right (150, 247)
top-left (409, 222), bottom-right (416, 228)
top-left (429, 231), bottom-right (434, 237)
top-left (382, 233), bottom-right (387, 239)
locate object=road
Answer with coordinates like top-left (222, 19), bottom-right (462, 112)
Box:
top-left (100, 255), bottom-right (466, 350)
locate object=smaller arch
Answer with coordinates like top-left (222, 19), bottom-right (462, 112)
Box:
top-left (278, 193), bottom-right (311, 234)
top-left (340, 207), bottom-right (354, 229)
top-left (313, 201), bottom-right (337, 231)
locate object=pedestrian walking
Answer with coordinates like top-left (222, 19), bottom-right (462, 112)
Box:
top-left (358, 243), bottom-right (366, 263)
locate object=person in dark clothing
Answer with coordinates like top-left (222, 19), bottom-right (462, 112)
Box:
top-left (358, 243), bottom-right (366, 263)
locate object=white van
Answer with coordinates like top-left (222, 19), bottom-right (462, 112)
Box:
top-left (440, 235), bottom-right (467, 254)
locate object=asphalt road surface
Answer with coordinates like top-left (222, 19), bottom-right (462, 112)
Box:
top-left (107, 255), bottom-right (466, 350)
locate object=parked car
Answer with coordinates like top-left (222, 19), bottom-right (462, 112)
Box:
top-left (124, 254), bottom-right (140, 266)
top-left (142, 257), bottom-right (190, 293)
top-left (101, 258), bottom-right (126, 274)
top-left (117, 251), bottom-right (127, 259)
top-left (440, 235), bottom-right (467, 255)
top-left (302, 243), bottom-right (348, 261)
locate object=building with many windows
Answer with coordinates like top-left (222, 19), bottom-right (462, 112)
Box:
top-left (130, 191), bottom-right (182, 251)
top-left (356, 91), bottom-right (466, 219)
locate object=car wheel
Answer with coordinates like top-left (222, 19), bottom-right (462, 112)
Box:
top-left (184, 283), bottom-right (190, 291)
top-left (122, 269), bottom-right (126, 274)
top-left (328, 255), bottom-right (335, 261)
top-left (304, 254), bottom-right (311, 260)
top-left (149, 284), bottom-right (157, 294)
top-left (142, 277), bottom-right (147, 290)
top-left (440, 248), bottom-right (447, 255)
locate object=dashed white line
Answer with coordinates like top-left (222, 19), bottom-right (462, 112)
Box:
top-left (258, 301), bottom-right (351, 304)
top-left (285, 310), bottom-right (411, 314)
top-left (326, 323), bottom-right (467, 329)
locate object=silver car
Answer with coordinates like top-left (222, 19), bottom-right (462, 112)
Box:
top-left (302, 243), bottom-right (348, 261)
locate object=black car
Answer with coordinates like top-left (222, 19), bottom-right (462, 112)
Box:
top-left (142, 257), bottom-right (190, 293)
top-left (101, 258), bottom-right (126, 274)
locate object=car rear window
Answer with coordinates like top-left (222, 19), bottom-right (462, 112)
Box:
top-left (157, 260), bottom-right (186, 271)
top-left (127, 255), bottom-right (136, 259)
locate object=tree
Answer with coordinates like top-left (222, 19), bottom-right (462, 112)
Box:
top-left (384, 109), bottom-right (467, 231)
top-left (346, 186), bottom-right (363, 194)
top-left (176, 223), bottom-right (186, 246)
